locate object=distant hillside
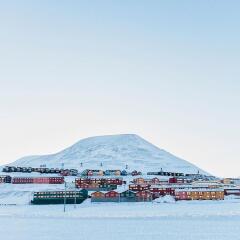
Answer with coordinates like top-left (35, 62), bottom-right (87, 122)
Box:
top-left (8, 134), bottom-right (208, 174)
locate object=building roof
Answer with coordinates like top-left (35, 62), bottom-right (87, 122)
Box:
top-left (175, 188), bottom-right (224, 192)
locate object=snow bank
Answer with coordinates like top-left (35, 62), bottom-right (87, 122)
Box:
top-left (153, 195), bottom-right (176, 203)
top-left (0, 198), bottom-right (240, 219)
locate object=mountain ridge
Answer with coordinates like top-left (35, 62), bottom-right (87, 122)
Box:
top-left (8, 134), bottom-right (208, 175)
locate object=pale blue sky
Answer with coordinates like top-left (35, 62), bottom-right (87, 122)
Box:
top-left (0, 1), bottom-right (240, 177)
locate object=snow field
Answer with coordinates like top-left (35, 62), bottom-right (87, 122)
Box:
top-left (1, 200), bottom-right (240, 240)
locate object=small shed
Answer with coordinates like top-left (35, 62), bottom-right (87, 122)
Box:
top-left (91, 191), bottom-right (106, 202)
top-left (120, 190), bottom-right (137, 202)
top-left (136, 191), bottom-right (152, 202)
top-left (121, 170), bottom-right (128, 176)
top-left (104, 191), bottom-right (120, 202)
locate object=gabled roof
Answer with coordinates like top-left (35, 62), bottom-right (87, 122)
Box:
top-left (136, 190), bottom-right (152, 196)
top-left (120, 190), bottom-right (136, 195)
top-left (91, 191), bottom-right (105, 197)
top-left (104, 191), bottom-right (119, 196)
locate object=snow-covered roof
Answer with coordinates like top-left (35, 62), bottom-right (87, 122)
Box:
top-left (175, 188), bottom-right (224, 192)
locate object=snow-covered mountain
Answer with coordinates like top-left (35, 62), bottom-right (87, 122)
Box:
top-left (9, 134), bottom-right (208, 174)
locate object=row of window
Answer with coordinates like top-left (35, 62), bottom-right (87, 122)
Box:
top-left (36, 191), bottom-right (79, 194)
top-left (36, 195), bottom-right (79, 198)
top-left (177, 191), bottom-right (223, 195)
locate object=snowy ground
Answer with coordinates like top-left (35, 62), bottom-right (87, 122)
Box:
top-left (1, 215), bottom-right (240, 240)
top-left (0, 172), bottom-right (239, 239)
top-left (0, 199), bottom-right (240, 240)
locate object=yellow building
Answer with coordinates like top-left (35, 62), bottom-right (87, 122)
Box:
top-left (115, 170), bottom-right (121, 176)
top-left (175, 189), bottom-right (224, 200)
top-left (133, 178), bottom-right (145, 184)
top-left (222, 178), bottom-right (232, 184)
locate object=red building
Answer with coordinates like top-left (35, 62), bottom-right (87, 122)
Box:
top-left (105, 178), bottom-right (123, 185)
top-left (129, 184), bottom-right (150, 192)
top-left (149, 187), bottom-right (175, 199)
top-left (12, 177), bottom-right (64, 184)
top-left (33, 177), bottom-right (49, 184)
top-left (104, 191), bottom-right (120, 198)
top-left (75, 178), bottom-right (123, 188)
top-left (91, 191), bottom-right (120, 202)
top-left (12, 177), bottom-right (34, 184)
top-left (136, 191), bottom-right (152, 201)
top-left (168, 177), bottom-right (188, 184)
top-left (151, 178), bottom-right (161, 184)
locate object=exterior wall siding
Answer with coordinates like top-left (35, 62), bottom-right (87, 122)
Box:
top-left (91, 197), bottom-right (120, 203)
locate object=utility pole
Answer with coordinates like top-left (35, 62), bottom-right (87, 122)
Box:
top-left (64, 181), bottom-right (66, 212)
top-left (74, 186), bottom-right (77, 209)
